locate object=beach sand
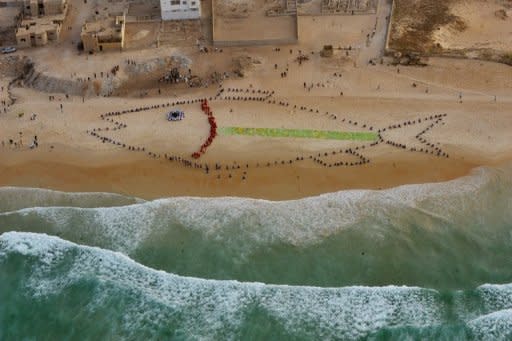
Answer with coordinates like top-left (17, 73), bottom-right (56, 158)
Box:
top-left (0, 149), bottom-right (485, 200)
top-left (1, 61), bottom-right (510, 200)
top-left (1, 2), bottom-right (511, 200)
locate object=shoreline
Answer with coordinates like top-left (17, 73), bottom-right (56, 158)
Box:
top-left (1, 48), bottom-right (511, 202)
top-left (0, 148), bottom-right (503, 200)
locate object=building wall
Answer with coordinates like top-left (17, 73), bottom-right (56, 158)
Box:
top-left (34, 31), bottom-right (48, 46)
top-left (81, 32), bottom-right (124, 52)
top-left (21, 0), bottom-right (38, 16)
top-left (16, 24), bottom-right (59, 47)
top-left (161, 9), bottom-right (200, 20)
top-left (81, 14), bottom-right (125, 53)
top-left (160, 0), bottom-right (201, 20)
top-left (43, 0), bottom-right (65, 15)
top-left (23, 0), bottom-right (65, 16)
top-left (116, 14), bottom-right (125, 48)
top-left (82, 36), bottom-right (123, 53)
top-left (81, 32), bottom-right (98, 52)
top-left (97, 41), bottom-right (122, 51)
top-left (46, 26), bottom-right (59, 40)
top-left (16, 32), bottom-right (32, 48)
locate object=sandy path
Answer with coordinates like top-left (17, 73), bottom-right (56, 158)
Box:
top-left (357, 0), bottom-right (392, 65)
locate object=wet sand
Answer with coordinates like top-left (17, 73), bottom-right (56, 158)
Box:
top-left (0, 144), bottom-right (495, 200)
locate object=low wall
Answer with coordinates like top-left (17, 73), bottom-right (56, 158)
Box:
top-left (0, 1), bottom-right (21, 7)
top-left (212, 37), bottom-right (298, 47)
top-left (318, 8), bottom-right (376, 15)
top-left (383, 0), bottom-right (395, 55)
top-left (125, 16), bottom-right (161, 23)
top-left (161, 10), bottom-right (200, 21)
top-left (211, 0), bottom-right (298, 47)
top-left (299, 10), bottom-right (376, 16)
top-left (98, 41), bottom-right (123, 52)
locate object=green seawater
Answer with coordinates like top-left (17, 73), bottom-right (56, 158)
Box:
top-left (0, 164), bottom-right (511, 340)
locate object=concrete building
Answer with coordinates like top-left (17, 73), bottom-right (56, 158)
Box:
top-left (80, 13), bottom-right (126, 53)
top-left (0, 3), bottom-right (22, 45)
top-left (160, 0), bottom-right (200, 21)
top-left (22, 0), bottom-right (67, 17)
top-left (12, 0), bottom-right (67, 48)
top-left (321, 0), bottom-right (376, 15)
top-left (15, 14), bottom-right (63, 47)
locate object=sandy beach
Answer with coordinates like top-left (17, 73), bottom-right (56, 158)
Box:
top-left (0, 151), bottom-right (489, 200)
top-left (1, 0), bottom-right (511, 200)
top-left (1, 57), bottom-right (510, 200)
top-left (3, 1), bottom-right (512, 338)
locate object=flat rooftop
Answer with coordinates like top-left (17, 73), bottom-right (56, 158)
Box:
top-left (17, 15), bottom-right (63, 34)
top-left (0, 7), bottom-right (21, 29)
top-left (127, 1), bottom-right (160, 19)
top-left (82, 15), bottom-right (124, 42)
top-left (0, 0), bottom-right (22, 5)
top-left (93, 2), bottom-right (127, 18)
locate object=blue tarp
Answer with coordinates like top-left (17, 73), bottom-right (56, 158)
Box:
top-left (167, 110), bottom-right (184, 121)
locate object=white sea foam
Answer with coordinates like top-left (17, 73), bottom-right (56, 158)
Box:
top-left (1, 164), bottom-right (510, 258)
top-left (477, 284), bottom-right (512, 313)
top-left (1, 202), bottom-right (165, 253)
top-left (1, 165), bottom-right (511, 338)
top-left (4, 232), bottom-right (512, 339)
top-left (0, 231), bottom-right (450, 340)
top-left (468, 309), bottom-right (512, 341)
top-left (0, 186), bottom-right (144, 213)
top-left (0, 231), bottom-right (66, 264)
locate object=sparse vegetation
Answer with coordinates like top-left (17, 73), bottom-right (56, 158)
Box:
top-left (389, 0), bottom-right (464, 53)
top-left (501, 52), bottom-right (512, 66)
top-left (494, 9), bottom-right (508, 20)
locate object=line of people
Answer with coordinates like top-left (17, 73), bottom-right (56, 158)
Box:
top-left (380, 114), bottom-right (450, 158)
top-left (192, 99), bottom-right (217, 159)
top-left (85, 88), bottom-right (453, 183)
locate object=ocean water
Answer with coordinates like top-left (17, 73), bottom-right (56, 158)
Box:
top-left (0, 164), bottom-right (512, 340)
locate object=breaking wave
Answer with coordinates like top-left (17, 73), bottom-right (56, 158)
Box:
top-left (0, 164), bottom-right (511, 288)
top-left (1, 232), bottom-right (512, 340)
top-left (0, 186), bottom-right (143, 213)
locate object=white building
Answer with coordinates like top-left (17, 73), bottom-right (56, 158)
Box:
top-left (160, 0), bottom-right (201, 20)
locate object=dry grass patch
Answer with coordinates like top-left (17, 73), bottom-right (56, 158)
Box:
top-left (389, 0), bottom-right (466, 53)
top-left (501, 52), bottom-right (512, 65)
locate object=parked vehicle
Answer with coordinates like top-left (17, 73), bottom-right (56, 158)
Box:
top-left (1, 46), bottom-right (16, 54)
